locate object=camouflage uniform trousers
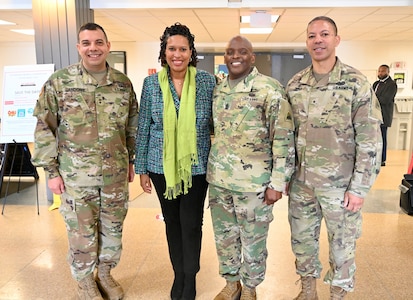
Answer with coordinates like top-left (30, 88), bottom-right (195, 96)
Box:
top-left (59, 181), bottom-right (129, 281)
top-left (288, 180), bottom-right (362, 292)
top-left (209, 184), bottom-right (274, 288)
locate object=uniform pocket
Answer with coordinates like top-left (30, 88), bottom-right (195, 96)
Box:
top-left (253, 201), bottom-right (274, 224)
top-left (59, 193), bottom-right (79, 231)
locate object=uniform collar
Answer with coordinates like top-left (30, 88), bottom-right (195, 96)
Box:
top-left (78, 61), bottom-right (112, 85)
top-left (219, 66), bottom-right (259, 93)
top-left (300, 57), bottom-right (343, 86)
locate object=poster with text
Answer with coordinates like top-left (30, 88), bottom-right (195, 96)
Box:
top-left (1, 64), bottom-right (54, 143)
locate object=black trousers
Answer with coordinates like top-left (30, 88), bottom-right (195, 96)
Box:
top-left (150, 172), bottom-right (208, 275)
top-left (381, 125), bottom-right (387, 163)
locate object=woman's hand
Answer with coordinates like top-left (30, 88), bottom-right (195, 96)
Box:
top-left (140, 174), bottom-right (152, 193)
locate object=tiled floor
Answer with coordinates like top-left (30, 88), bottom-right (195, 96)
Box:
top-left (0, 150), bottom-right (412, 300)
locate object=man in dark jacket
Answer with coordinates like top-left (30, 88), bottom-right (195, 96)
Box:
top-left (373, 64), bottom-right (397, 166)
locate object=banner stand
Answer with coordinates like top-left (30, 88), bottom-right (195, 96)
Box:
top-left (0, 140), bottom-right (39, 214)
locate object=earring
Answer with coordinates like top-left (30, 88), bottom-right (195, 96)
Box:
top-left (190, 57), bottom-right (193, 62)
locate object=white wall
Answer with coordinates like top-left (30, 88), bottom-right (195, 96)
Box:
top-left (2, 40), bottom-right (412, 100)
top-left (0, 42), bottom-right (37, 104)
top-left (337, 41), bottom-right (413, 152)
top-left (111, 41), bottom-right (160, 100)
top-left (338, 40), bottom-right (413, 97)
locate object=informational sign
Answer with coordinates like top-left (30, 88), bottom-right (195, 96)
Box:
top-left (0, 64), bottom-right (54, 143)
top-left (393, 71), bottom-right (406, 87)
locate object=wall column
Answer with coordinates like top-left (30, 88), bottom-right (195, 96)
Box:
top-left (32, 0), bottom-right (93, 70)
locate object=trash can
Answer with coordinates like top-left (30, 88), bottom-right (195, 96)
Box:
top-left (400, 174), bottom-right (413, 215)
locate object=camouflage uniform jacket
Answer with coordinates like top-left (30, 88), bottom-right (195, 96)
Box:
top-left (286, 58), bottom-right (383, 198)
top-left (31, 62), bottom-right (139, 186)
top-left (207, 67), bottom-right (295, 193)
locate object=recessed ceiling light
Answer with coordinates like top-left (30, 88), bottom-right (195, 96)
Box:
top-left (240, 27), bottom-right (273, 34)
top-left (11, 29), bottom-right (35, 35)
top-left (0, 20), bottom-right (16, 25)
top-left (228, 0), bottom-right (242, 8)
top-left (241, 15), bottom-right (279, 23)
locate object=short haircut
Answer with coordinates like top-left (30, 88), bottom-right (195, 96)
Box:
top-left (226, 35), bottom-right (253, 54)
top-left (380, 64), bottom-right (390, 71)
top-left (308, 16), bottom-right (338, 35)
top-left (78, 23), bottom-right (108, 42)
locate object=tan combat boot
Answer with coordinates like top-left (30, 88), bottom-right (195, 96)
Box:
top-left (214, 280), bottom-right (242, 300)
top-left (96, 264), bottom-right (124, 300)
top-left (330, 286), bottom-right (347, 300)
top-left (77, 273), bottom-right (103, 300)
top-left (294, 276), bottom-right (318, 300)
top-left (240, 286), bottom-right (256, 300)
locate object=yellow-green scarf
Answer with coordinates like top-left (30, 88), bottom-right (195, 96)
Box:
top-left (159, 66), bottom-right (198, 199)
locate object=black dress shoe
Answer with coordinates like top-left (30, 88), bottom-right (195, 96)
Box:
top-left (381, 162), bottom-right (386, 166)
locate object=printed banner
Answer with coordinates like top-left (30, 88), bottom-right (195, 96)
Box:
top-left (1, 64), bottom-right (54, 143)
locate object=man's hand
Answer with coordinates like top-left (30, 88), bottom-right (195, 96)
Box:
top-left (264, 188), bottom-right (282, 205)
top-left (128, 163), bottom-right (135, 182)
top-left (48, 176), bottom-right (65, 195)
top-left (344, 191), bottom-right (364, 212)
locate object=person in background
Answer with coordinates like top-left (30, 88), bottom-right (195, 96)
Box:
top-left (373, 64), bottom-right (397, 167)
top-left (286, 16), bottom-right (382, 299)
top-left (31, 22), bottom-right (138, 300)
top-left (207, 35), bottom-right (295, 300)
top-left (134, 23), bottom-right (215, 300)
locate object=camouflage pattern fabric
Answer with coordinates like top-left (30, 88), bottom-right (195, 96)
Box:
top-left (31, 62), bottom-right (138, 185)
top-left (207, 67), bottom-right (295, 193)
top-left (31, 62), bottom-right (138, 280)
top-left (288, 181), bottom-right (361, 291)
top-left (286, 58), bottom-right (382, 291)
top-left (209, 185), bottom-right (273, 288)
top-left (286, 59), bottom-right (382, 197)
top-left (60, 181), bottom-right (128, 281)
top-left (207, 67), bottom-right (295, 288)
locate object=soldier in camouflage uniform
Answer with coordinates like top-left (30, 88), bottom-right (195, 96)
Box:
top-left (31, 23), bottom-right (138, 300)
top-left (285, 16), bottom-right (382, 300)
top-left (207, 36), bottom-right (295, 300)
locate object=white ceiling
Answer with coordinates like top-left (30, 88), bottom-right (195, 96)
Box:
top-left (1, 1), bottom-right (413, 53)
